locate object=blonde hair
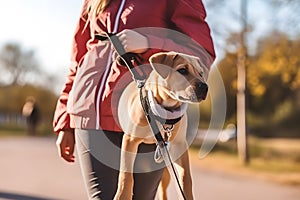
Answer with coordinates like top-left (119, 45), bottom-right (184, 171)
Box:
top-left (83, 0), bottom-right (111, 31)
top-left (86, 0), bottom-right (111, 18)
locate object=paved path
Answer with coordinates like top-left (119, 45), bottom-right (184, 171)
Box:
top-left (0, 137), bottom-right (299, 200)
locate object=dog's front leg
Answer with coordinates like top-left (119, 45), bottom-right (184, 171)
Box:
top-left (175, 149), bottom-right (193, 200)
top-left (158, 168), bottom-right (170, 200)
top-left (114, 134), bottom-right (141, 200)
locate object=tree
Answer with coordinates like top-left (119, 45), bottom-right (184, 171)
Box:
top-left (206, 0), bottom-right (251, 165)
top-left (219, 31), bottom-right (300, 137)
top-left (217, 52), bottom-right (238, 122)
top-left (0, 43), bottom-right (40, 85)
top-left (205, 0), bottom-right (300, 161)
top-left (246, 32), bottom-right (300, 136)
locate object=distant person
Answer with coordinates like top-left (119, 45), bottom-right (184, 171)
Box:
top-left (22, 96), bottom-right (40, 136)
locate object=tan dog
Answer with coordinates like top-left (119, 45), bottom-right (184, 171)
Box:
top-left (114, 51), bottom-right (209, 200)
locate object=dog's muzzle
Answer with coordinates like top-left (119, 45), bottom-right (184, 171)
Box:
top-left (193, 82), bottom-right (208, 101)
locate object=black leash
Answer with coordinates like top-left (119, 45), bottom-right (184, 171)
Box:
top-left (96, 32), bottom-right (187, 200)
top-left (95, 33), bottom-right (146, 86)
top-left (139, 88), bottom-right (187, 200)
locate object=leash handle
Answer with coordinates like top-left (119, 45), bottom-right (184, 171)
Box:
top-left (95, 33), bottom-right (147, 82)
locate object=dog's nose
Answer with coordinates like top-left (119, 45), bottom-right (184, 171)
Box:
top-left (195, 82), bottom-right (208, 100)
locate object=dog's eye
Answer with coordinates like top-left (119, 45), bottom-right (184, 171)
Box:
top-left (177, 68), bottom-right (188, 75)
top-left (199, 71), bottom-right (204, 78)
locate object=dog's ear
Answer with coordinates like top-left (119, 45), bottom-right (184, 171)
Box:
top-left (177, 52), bottom-right (209, 82)
top-left (194, 56), bottom-right (209, 82)
top-left (149, 52), bottom-right (177, 79)
top-left (201, 61), bottom-right (209, 81)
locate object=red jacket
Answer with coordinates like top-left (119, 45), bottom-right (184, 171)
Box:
top-left (53, 0), bottom-right (216, 133)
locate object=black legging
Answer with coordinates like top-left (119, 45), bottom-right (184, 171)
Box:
top-left (75, 129), bottom-right (164, 200)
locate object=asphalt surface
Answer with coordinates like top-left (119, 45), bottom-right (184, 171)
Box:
top-left (0, 137), bottom-right (299, 200)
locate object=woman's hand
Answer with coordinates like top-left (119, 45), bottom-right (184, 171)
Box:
top-left (56, 130), bottom-right (75, 163)
top-left (117, 29), bottom-right (149, 54)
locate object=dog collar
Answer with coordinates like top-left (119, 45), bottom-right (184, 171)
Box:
top-left (147, 90), bottom-right (187, 125)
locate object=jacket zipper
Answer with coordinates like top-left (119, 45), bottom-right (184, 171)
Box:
top-left (96, 0), bottom-right (127, 130)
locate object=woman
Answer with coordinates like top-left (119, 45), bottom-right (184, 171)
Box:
top-left (53, 0), bottom-right (215, 199)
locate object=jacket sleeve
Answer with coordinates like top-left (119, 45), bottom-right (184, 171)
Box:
top-left (52, 0), bottom-right (91, 134)
top-left (140, 0), bottom-right (215, 69)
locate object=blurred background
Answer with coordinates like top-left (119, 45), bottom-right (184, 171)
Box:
top-left (0, 0), bottom-right (299, 199)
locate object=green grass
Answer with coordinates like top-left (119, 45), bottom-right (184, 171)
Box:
top-left (190, 136), bottom-right (300, 186)
top-left (0, 123), bottom-right (53, 137)
top-left (0, 124), bottom-right (26, 137)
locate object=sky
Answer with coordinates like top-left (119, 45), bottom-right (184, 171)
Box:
top-left (0, 0), bottom-right (298, 79)
top-left (0, 0), bottom-right (237, 78)
top-left (0, 0), bottom-right (83, 75)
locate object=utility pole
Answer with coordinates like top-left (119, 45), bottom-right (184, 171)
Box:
top-left (237, 0), bottom-right (250, 165)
